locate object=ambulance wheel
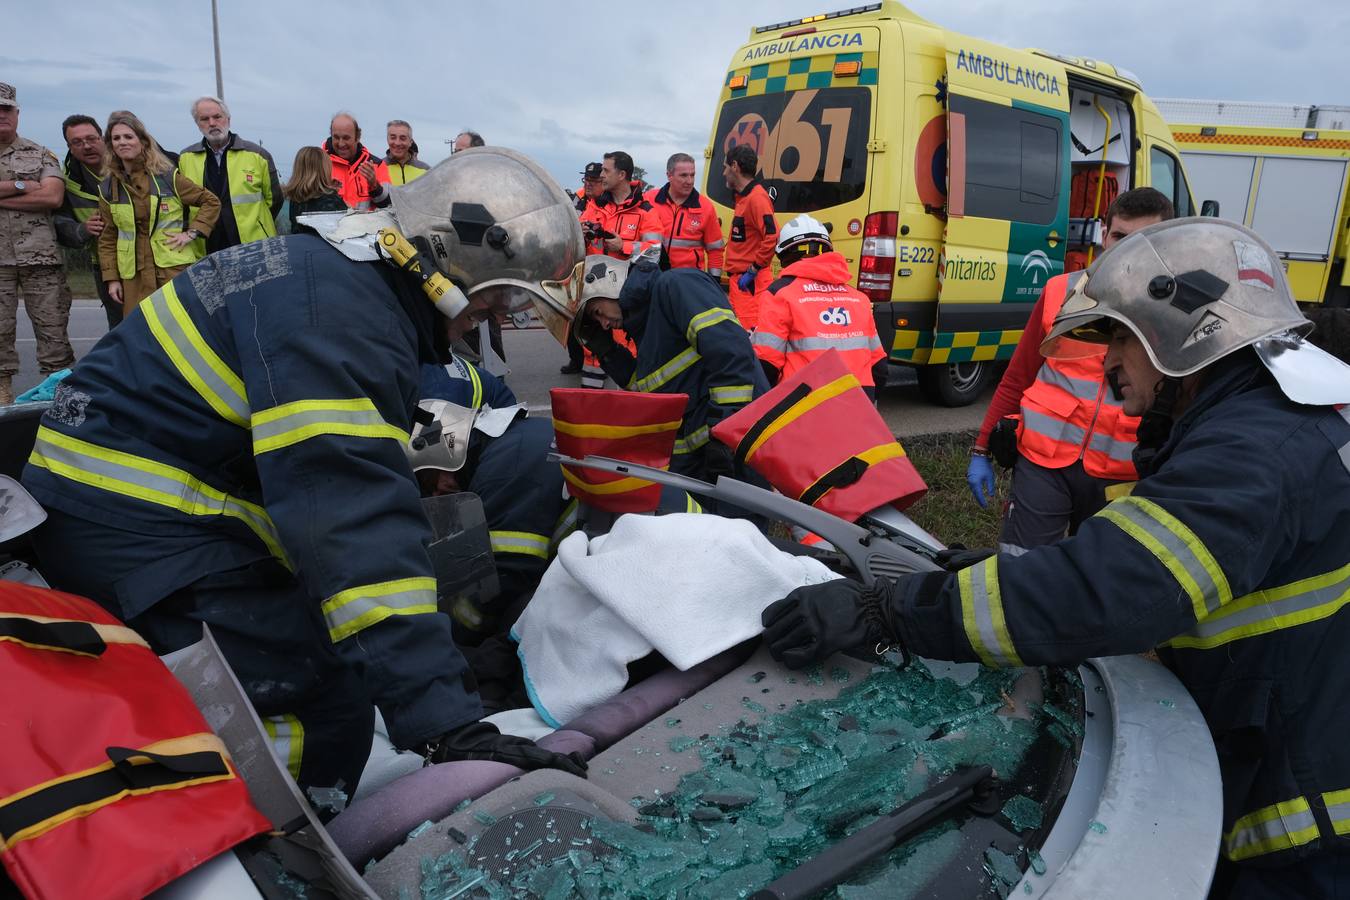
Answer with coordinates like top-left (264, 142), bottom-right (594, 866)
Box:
top-left (918, 361), bottom-right (995, 407)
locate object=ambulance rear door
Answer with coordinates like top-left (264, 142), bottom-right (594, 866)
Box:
top-left (706, 25), bottom-right (882, 269)
top-left (940, 36), bottom-right (1071, 348)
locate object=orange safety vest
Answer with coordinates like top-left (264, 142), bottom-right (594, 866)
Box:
top-left (751, 251), bottom-right (886, 386)
top-left (1017, 272), bottom-right (1139, 480)
top-left (324, 140), bottom-right (390, 208)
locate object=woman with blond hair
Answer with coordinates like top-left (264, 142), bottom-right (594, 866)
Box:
top-left (95, 110), bottom-right (220, 314)
top-left (284, 145), bottom-right (347, 236)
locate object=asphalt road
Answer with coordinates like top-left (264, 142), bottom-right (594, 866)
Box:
top-left (18, 304), bottom-right (992, 437)
top-left (486, 323), bottom-right (992, 438)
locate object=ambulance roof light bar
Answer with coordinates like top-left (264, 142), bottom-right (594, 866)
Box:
top-left (756, 4), bottom-right (882, 34)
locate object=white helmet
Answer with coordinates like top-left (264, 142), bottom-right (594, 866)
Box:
top-left (405, 400), bottom-right (478, 473)
top-left (775, 214), bottom-right (831, 256)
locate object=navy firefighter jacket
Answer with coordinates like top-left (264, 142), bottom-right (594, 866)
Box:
top-left (896, 353), bottom-right (1350, 868)
top-left (22, 235), bottom-right (482, 748)
top-left (595, 265), bottom-right (768, 475)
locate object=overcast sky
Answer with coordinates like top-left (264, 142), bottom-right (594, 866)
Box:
top-left (7, 1), bottom-right (1348, 189)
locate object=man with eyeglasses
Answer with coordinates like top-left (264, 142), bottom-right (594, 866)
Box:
top-left (53, 115), bottom-right (119, 328)
top-left (179, 96), bottom-right (282, 254)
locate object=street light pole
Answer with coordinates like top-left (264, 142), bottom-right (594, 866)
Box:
top-left (212, 0), bottom-right (224, 99)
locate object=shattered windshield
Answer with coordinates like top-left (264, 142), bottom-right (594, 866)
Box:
top-left (404, 656), bottom-right (1083, 899)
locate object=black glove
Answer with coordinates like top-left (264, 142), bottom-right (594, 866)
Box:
top-left (571, 313), bottom-right (616, 357)
top-left (703, 439), bottom-right (737, 482)
top-left (427, 721), bottom-right (588, 778)
top-left (988, 416), bottom-right (1020, 470)
top-left (934, 545), bottom-right (996, 572)
top-left (761, 578), bottom-right (901, 670)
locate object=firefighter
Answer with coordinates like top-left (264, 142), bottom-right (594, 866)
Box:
top-left (751, 214), bottom-right (885, 398)
top-left (762, 218), bottom-right (1350, 897)
top-left (723, 143), bottom-right (777, 331)
top-left (22, 148), bottom-right (588, 798)
top-left (559, 253), bottom-right (768, 481)
top-left (968, 188), bottom-right (1174, 553)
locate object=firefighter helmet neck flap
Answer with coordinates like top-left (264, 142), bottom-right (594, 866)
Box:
top-left (406, 400), bottom-right (478, 473)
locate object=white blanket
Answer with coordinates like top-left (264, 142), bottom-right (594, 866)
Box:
top-left (512, 513), bottom-right (841, 726)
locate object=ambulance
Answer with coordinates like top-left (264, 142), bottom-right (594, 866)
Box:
top-left (1157, 99), bottom-right (1350, 306)
top-left (703, 1), bottom-right (1196, 405)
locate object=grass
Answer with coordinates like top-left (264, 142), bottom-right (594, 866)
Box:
top-left (900, 430), bottom-right (1010, 550)
top-left (65, 268), bottom-right (97, 299)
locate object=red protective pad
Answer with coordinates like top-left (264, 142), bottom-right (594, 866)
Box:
top-left (551, 388), bottom-right (689, 513)
top-left (712, 350), bottom-right (927, 518)
top-left (0, 583), bottom-right (270, 900)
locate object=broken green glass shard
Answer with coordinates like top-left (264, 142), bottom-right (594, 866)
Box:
top-left (1001, 794), bottom-right (1044, 832)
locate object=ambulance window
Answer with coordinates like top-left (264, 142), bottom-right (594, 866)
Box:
top-left (708, 86), bottom-right (872, 212)
top-left (1150, 146), bottom-right (1194, 217)
top-left (952, 95), bottom-right (1063, 226)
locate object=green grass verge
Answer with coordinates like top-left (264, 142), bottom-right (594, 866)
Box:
top-left (901, 430), bottom-right (1009, 550)
top-left (65, 268), bottom-right (97, 298)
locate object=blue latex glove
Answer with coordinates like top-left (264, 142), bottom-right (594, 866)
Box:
top-left (16, 368), bottom-right (71, 404)
top-left (966, 454), bottom-right (995, 508)
top-left (736, 269), bottom-right (757, 292)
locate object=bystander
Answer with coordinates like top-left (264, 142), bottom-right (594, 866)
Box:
top-left (385, 120), bottom-right (430, 185)
top-left (53, 115), bottom-right (119, 328)
top-left (0, 83), bottom-right (75, 403)
top-left (325, 112), bottom-right (390, 208)
top-left (179, 96), bottom-right (282, 254)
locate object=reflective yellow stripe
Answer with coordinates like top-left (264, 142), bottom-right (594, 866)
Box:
top-left (1224, 796), bottom-right (1319, 861)
top-left (561, 467), bottom-right (659, 495)
top-left (1167, 561), bottom-right (1350, 651)
top-left (467, 363), bottom-right (483, 410)
top-left (744, 374), bottom-right (859, 462)
top-left (0, 733), bottom-right (234, 849)
top-left (550, 499), bottom-right (579, 553)
top-left (685, 307), bottom-right (740, 345)
top-left (141, 283), bottom-right (250, 428)
top-left (251, 398), bottom-right (408, 455)
top-left (263, 714), bottom-right (304, 781)
top-left (490, 530), bottom-right (550, 560)
top-left (1325, 788), bottom-right (1350, 837)
top-left (630, 348), bottom-right (701, 393)
top-left (957, 556), bottom-right (1023, 668)
top-left (552, 418), bottom-right (683, 439)
top-left (1096, 496), bottom-right (1231, 621)
top-left (710, 384), bottom-right (754, 405)
top-left (320, 576), bottom-right (438, 643)
top-left (673, 425), bottom-right (710, 455)
top-left (0, 614), bottom-right (149, 653)
top-left (28, 426), bottom-right (288, 564)
top-left (1103, 481), bottom-right (1137, 501)
top-left (685, 493), bottom-right (703, 514)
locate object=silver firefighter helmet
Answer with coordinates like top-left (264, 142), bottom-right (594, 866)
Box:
top-left (532, 254), bottom-right (632, 345)
top-left (406, 400), bottom-right (478, 473)
top-left (391, 147), bottom-right (586, 323)
top-left (1043, 216), bottom-right (1321, 367)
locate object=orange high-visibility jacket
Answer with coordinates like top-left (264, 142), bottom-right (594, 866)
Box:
top-left (751, 251), bottom-right (885, 386)
top-left (1017, 272), bottom-right (1138, 479)
top-left (645, 185), bottom-right (726, 276)
top-left (580, 182), bottom-right (664, 259)
top-left (725, 178), bottom-right (777, 275)
top-left (324, 140), bottom-right (390, 208)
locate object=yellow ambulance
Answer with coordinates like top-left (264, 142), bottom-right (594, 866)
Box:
top-left (1157, 100), bottom-right (1350, 306)
top-left (703, 1), bottom-right (1195, 405)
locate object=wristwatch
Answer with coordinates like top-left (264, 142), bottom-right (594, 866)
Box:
top-left (12, 181), bottom-right (25, 192)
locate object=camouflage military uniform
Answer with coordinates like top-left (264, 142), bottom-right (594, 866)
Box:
top-left (0, 135), bottom-right (76, 377)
